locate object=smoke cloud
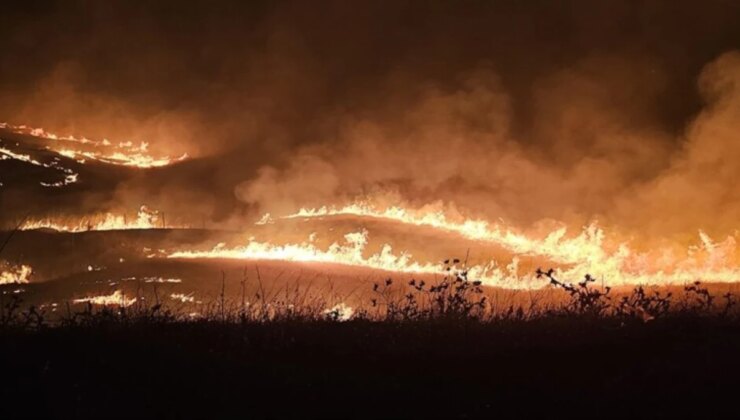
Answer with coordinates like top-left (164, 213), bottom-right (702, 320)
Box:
top-left (1, 0), bottom-right (739, 239)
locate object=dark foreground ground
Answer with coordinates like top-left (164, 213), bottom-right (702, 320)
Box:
top-left (2, 317), bottom-right (740, 419)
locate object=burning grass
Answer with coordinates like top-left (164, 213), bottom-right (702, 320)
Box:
top-left (18, 205), bottom-right (185, 232)
top-left (285, 201), bottom-right (740, 287)
top-left (0, 122), bottom-right (188, 168)
top-left (0, 263), bottom-right (31, 285)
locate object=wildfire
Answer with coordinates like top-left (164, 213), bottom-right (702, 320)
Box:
top-left (12, 196), bottom-right (738, 288)
top-left (73, 290), bottom-right (137, 307)
top-left (272, 202), bottom-right (740, 287)
top-left (168, 230), bottom-right (443, 273)
top-left (0, 264), bottom-right (32, 285)
top-left (167, 230), bottom-right (530, 288)
top-left (0, 122), bottom-right (188, 168)
top-left (20, 205), bottom-right (174, 232)
top-left (55, 148), bottom-right (188, 169)
top-left (324, 303), bottom-right (354, 321)
top-left (0, 145), bottom-right (80, 187)
top-left (144, 277), bottom-right (182, 284)
top-left (170, 293), bottom-right (196, 303)
top-left (286, 203), bottom-right (613, 265)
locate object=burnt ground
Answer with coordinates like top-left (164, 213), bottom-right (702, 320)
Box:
top-left (2, 317), bottom-right (740, 419)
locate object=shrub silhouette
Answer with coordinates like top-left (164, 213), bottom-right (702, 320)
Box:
top-left (536, 268), bottom-right (611, 317)
top-left (371, 260), bottom-right (486, 321)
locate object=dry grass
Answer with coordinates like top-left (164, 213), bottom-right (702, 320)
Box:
top-left (2, 264), bottom-right (738, 330)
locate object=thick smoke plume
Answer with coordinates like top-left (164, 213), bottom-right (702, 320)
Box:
top-left (1, 0), bottom-right (739, 240)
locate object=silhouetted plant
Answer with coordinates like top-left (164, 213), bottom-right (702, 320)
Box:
top-left (721, 292), bottom-right (736, 317)
top-left (370, 259), bottom-right (487, 321)
top-left (0, 293), bottom-right (22, 327)
top-left (536, 268), bottom-right (611, 317)
top-left (615, 286), bottom-right (671, 322)
top-left (683, 281), bottom-right (714, 313)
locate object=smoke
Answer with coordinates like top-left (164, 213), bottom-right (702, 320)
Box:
top-left (617, 51), bottom-right (740, 237)
top-left (236, 50), bottom-right (739, 239)
top-left (1, 0), bottom-right (739, 238)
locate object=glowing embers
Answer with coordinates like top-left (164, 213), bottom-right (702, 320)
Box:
top-left (40, 173), bottom-right (79, 187)
top-left (170, 293), bottom-right (196, 303)
top-left (20, 205), bottom-right (177, 232)
top-left (0, 122), bottom-right (188, 168)
top-left (143, 277), bottom-right (182, 284)
top-left (0, 264), bottom-right (33, 285)
top-left (55, 148), bottom-right (188, 169)
top-left (73, 290), bottom-right (137, 307)
top-left (324, 303), bottom-right (354, 321)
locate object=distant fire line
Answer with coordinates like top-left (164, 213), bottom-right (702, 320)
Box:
top-left (0, 121), bottom-right (187, 168)
top-left (19, 205), bottom-right (184, 232)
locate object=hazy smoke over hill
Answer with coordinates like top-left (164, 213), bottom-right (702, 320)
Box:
top-left (1, 0), bottom-right (739, 238)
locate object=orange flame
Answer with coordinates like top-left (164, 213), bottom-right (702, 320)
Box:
top-left (20, 205), bottom-right (175, 232)
top-left (0, 264), bottom-right (32, 285)
top-left (73, 290), bottom-right (137, 307)
top-left (170, 293), bottom-right (196, 303)
top-left (0, 146), bottom-right (79, 187)
top-left (167, 230), bottom-right (534, 289)
top-left (275, 202), bottom-right (740, 287)
top-left (1, 122), bottom-right (187, 168)
top-left (324, 303), bottom-right (355, 321)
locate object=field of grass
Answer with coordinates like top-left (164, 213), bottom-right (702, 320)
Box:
top-left (2, 269), bottom-right (740, 418)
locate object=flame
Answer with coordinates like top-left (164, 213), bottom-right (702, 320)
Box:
top-left (0, 264), bottom-right (32, 285)
top-left (286, 203), bottom-right (612, 265)
top-left (4, 118), bottom-right (737, 290)
top-left (144, 277), bottom-right (182, 283)
top-left (167, 230), bottom-right (530, 288)
top-left (0, 145), bottom-right (79, 187)
top-left (0, 122), bottom-right (187, 168)
top-left (170, 293), bottom-right (196, 303)
top-left (168, 230), bottom-right (443, 273)
top-left (55, 148), bottom-right (188, 168)
top-left (13, 197), bottom-right (737, 288)
top-left (73, 290), bottom-right (137, 307)
top-left (20, 205), bottom-right (179, 232)
top-left (166, 209), bottom-right (740, 288)
top-left (324, 303), bottom-right (354, 321)
top-left (275, 202), bottom-right (740, 287)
